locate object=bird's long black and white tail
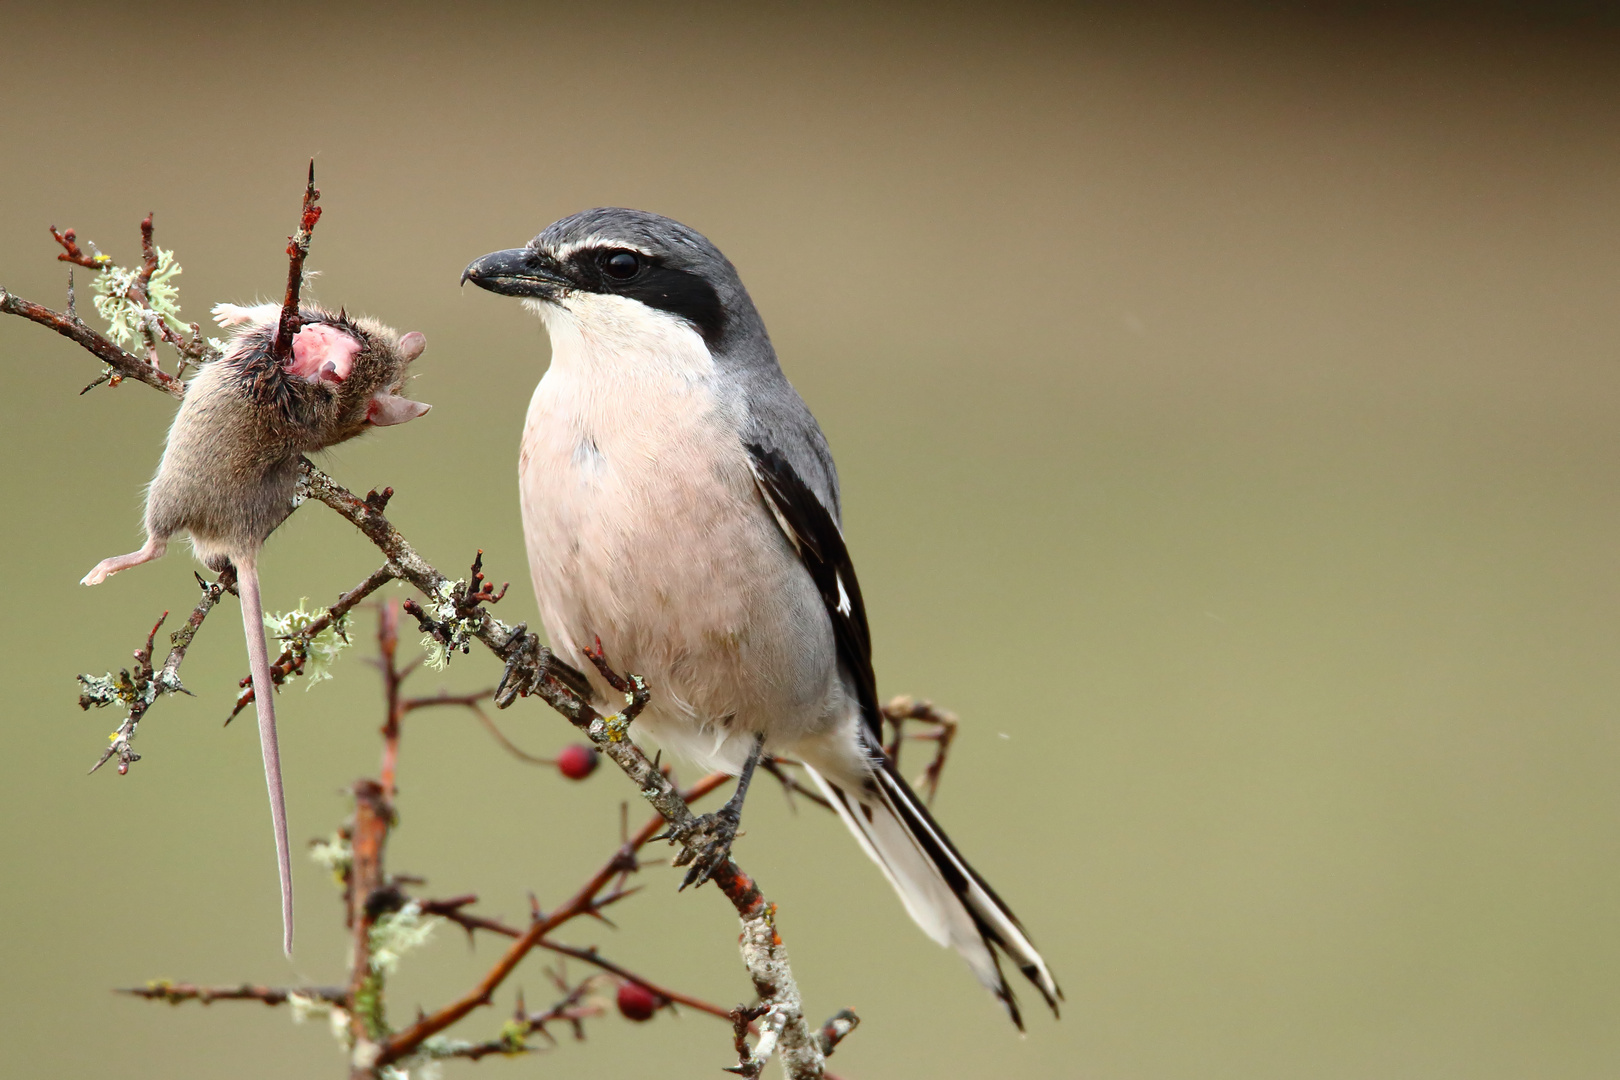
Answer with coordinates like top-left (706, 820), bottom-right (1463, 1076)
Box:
top-left (804, 747), bottom-right (1061, 1028)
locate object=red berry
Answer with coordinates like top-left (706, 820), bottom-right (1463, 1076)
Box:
top-left (556, 744), bottom-right (599, 780)
top-left (616, 980), bottom-right (660, 1022)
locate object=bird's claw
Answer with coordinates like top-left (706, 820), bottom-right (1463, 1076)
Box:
top-left (667, 807), bottom-right (742, 890)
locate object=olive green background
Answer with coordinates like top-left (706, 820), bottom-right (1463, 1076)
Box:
top-left (4, 3), bottom-right (1620, 1077)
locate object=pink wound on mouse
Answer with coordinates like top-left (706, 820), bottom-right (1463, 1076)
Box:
top-left (288, 322), bottom-right (360, 384)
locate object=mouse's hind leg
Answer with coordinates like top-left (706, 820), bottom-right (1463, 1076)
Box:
top-left (82, 535), bottom-right (168, 586)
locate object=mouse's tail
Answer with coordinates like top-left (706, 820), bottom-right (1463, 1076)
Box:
top-left (237, 553), bottom-right (294, 956)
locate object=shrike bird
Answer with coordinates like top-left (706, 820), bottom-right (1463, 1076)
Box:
top-left (463, 208), bottom-right (1060, 1026)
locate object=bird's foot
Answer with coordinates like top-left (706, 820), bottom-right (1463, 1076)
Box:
top-left (666, 806), bottom-right (743, 891)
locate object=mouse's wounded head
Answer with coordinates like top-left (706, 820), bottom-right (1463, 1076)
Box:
top-left (212, 302), bottom-right (431, 448)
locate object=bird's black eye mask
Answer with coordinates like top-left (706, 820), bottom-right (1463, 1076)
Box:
top-left (565, 245), bottom-right (727, 346)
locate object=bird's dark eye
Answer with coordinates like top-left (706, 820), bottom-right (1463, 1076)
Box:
top-left (602, 250), bottom-right (641, 280)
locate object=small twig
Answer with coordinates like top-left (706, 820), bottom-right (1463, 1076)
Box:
top-left (295, 463), bottom-right (595, 707)
top-left (1, 286), bottom-right (183, 397)
top-left (165, 568), bottom-right (236, 688)
top-left (374, 771), bottom-right (733, 1066)
top-left (347, 777), bottom-right (394, 1047)
top-left (78, 369), bottom-right (114, 395)
top-left (455, 549), bottom-right (509, 619)
top-left (726, 1003), bottom-right (789, 1078)
top-left (401, 549), bottom-right (511, 667)
top-left (442, 978), bottom-right (606, 1060)
top-left (134, 214), bottom-right (159, 297)
top-left (229, 564), bottom-right (395, 721)
top-left (406, 692), bottom-right (556, 767)
top-left (881, 694), bottom-right (960, 805)
top-left (271, 161), bottom-right (322, 365)
top-left (759, 757), bottom-right (834, 812)
top-left (815, 1009), bottom-right (860, 1056)
top-left (49, 225), bottom-right (109, 269)
top-left (377, 599), bottom-right (404, 801)
top-left (118, 981), bottom-right (348, 1006)
top-left (544, 941), bottom-right (732, 1020)
top-left (80, 563), bottom-right (237, 777)
top-left (83, 610), bottom-right (169, 776)
top-left (729, 1003), bottom-right (769, 1072)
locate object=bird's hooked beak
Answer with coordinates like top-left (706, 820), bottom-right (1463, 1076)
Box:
top-left (461, 248), bottom-right (572, 300)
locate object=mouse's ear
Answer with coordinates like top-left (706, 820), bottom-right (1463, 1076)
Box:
top-left (366, 393), bottom-right (431, 427)
top-left (397, 331), bottom-right (426, 362)
top-left (288, 323), bottom-right (360, 383)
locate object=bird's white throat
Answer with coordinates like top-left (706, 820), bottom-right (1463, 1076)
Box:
top-left (525, 292), bottom-right (716, 384)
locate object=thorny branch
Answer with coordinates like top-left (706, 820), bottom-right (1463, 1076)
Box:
top-left (78, 567), bottom-right (235, 775)
top-left (229, 563), bottom-right (396, 722)
top-left (0, 190), bottom-right (993, 1079)
top-left (7, 209), bottom-right (227, 396)
top-left (272, 160), bottom-right (323, 364)
top-left (0, 284), bottom-right (183, 396)
top-left (121, 982), bottom-right (348, 1007)
top-left (442, 977), bottom-right (606, 1061)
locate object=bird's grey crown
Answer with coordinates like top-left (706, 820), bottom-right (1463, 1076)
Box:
top-left (535, 208), bottom-right (739, 284)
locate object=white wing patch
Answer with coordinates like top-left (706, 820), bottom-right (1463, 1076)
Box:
top-left (747, 456), bottom-right (802, 556)
top-left (835, 572), bottom-right (853, 616)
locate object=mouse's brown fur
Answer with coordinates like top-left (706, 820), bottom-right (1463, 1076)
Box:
top-left (82, 301), bottom-right (429, 956)
top-left (149, 306), bottom-right (424, 570)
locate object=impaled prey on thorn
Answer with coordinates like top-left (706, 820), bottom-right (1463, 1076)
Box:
top-left (81, 300), bottom-right (430, 954)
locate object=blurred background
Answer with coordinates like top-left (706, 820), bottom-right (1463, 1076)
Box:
top-left (3, 2), bottom-right (1620, 1076)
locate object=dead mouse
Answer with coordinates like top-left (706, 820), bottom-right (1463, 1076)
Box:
top-left (82, 300), bottom-right (430, 954)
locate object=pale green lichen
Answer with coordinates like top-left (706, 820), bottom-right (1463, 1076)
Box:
top-left (264, 600), bottom-right (353, 689)
top-left (92, 247), bottom-right (188, 346)
top-left (352, 974), bottom-right (386, 1041)
top-left (372, 1038), bottom-right (465, 1080)
top-left (380, 1064), bottom-right (445, 1080)
top-left (496, 1018), bottom-right (532, 1053)
top-left (369, 900), bottom-right (438, 977)
top-left (422, 618), bottom-right (480, 671)
top-left (420, 633), bottom-right (451, 671)
top-left (77, 672), bottom-right (132, 711)
top-left (309, 832), bottom-right (352, 887)
top-left (287, 991), bottom-right (350, 1042)
top-left (352, 903), bottom-right (441, 1050)
top-left (420, 1035), bottom-right (476, 1057)
top-left (431, 580), bottom-right (465, 615)
top-left (77, 665), bottom-right (169, 716)
top-left (329, 1005), bottom-right (354, 1045)
top-left (416, 580), bottom-right (480, 670)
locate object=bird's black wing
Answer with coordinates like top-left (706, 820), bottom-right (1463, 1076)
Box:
top-left (745, 442), bottom-right (882, 742)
